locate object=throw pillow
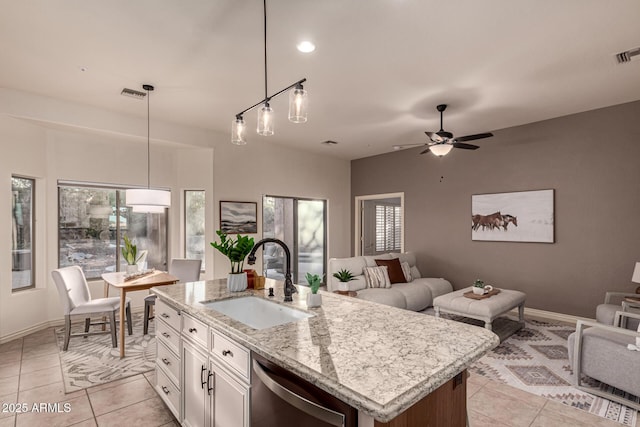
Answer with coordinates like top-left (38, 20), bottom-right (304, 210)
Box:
top-left (400, 261), bottom-right (412, 282)
top-left (410, 265), bottom-right (421, 279)
top-left (363, 266), bottom-right (391, 288)
top-left (375, 258), bottom-right (405, 284)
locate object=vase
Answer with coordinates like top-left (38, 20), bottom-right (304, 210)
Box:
top-left (126, 264), bottom-right (138, 274)
top-left (472, 286), bottom-right (485, 295)
top-left (306, 293), bottom-right (322, 308)
top-left (227, 272), bottom-right (248, 292)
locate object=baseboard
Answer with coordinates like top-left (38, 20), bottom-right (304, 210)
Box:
top-left (507, 306), bottom-right (594, 326)
top-left (0, 306), bottom-right (146, 344)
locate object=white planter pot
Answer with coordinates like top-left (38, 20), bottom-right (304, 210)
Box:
top-left (307, 293), bottom-right (322, 308)
top-left (125, 264), bottom-right (138, 274)
top-left (472, 286), bottom-right (485, 295)
top-left (227, 272), bottom-right (248, 292)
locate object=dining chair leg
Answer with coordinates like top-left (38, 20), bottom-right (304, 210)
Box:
top-left (63, 315), bottom-right (72, 351)
top-left (143, 301), bottom-right (150, 336)
top-left (126, 302), bottom-right (133, 336)
top-left (109, 310), bottom-right (118, 348)
top-left (84, 317), bottom-right (91, 338)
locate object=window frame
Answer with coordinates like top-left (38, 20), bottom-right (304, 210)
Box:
top-left (11, 175), bottom-right (35, 292)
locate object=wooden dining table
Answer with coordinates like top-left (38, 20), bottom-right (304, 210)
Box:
top-left (102, 270), bottom-right (179, 358)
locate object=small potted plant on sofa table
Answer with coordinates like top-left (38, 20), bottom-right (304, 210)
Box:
top-left (211, 230), bottom-right (255, 292)
top-left (472, 279), bottom-right (493, 295)
top-left (333, 268), bottom-right (356, 294)
top-left (305, 273), bottom-right (322, 307)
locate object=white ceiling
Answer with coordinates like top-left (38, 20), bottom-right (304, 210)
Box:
top-left (1, 0), bottom-right (639, 160)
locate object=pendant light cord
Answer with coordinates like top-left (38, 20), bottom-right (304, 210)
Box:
top-left (146, 87), bottom-right (151, 189)
top-left (263, 0), bottom-right (268, 102)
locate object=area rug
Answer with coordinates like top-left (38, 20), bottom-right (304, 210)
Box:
top-left (470, 318), bottom-right (639, 426)
top-left (421, 308), bottom-right (524, 342)
top-left (56, 312), bottom-right (156, 393)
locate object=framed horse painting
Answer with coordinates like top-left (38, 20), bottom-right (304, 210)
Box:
top-left (471, 189), bottom-right (554, 243)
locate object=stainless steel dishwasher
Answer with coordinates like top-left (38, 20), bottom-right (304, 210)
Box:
top-left (250, 353), bottom-right (357, 427)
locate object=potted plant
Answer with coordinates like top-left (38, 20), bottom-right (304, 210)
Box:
top-left (122, 234), bottom-right (143, 274)
top-left (472, 279), bottom-right (493, 295)
top-left (305, 273), bottom-right (322, 307)
top-left (332, 268), bottom-right (356, 292)
top-left (211, 230), bottom-right (255, 292)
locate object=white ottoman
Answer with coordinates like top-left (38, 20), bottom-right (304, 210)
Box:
top-left (433, 287), bottom-right (526, 331)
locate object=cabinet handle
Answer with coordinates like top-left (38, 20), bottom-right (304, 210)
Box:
top-left (161, 386), bottom-right (170, 395)
top-left (160, 313), bottom-right (170, 319)
top-left (189, 327), bottom-right (197, 333)
top-left (161, 332), bottom-right (170, 338)
top-left (200, 365), bottom-right (207, 389)
top-left (222, 349), bottom-right (234, 357)
top-left (207, 371), bottom-right (214, 395)
top-left (162, 358), bottom-right (171, 365)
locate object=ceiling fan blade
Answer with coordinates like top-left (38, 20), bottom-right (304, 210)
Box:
top-left (454, 132), bottom-right (493, 142)
top-left (392, 143), bottom-right (425, 150)
top-left (425, 131), bottom-right (443, 143)
top-left (419, 147), bottom-right (431, 155)
top-left (452, 142), bottom-right (479, 150)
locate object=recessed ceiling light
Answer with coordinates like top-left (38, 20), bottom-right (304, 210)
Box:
top-left (297, 41), bottom-right (316, 53)
top-left (78, 66), bottom-right (88, 72)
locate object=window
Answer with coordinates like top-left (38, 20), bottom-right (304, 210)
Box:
top-left (58, 183), bottom-right (168, 280)
top-left (12, 176), bottom-right (35, 291)
top-left (185, 190), bottom-right (205, 270)
top-left (262, 196), bottom-right (326, 284)
top-left (375, 204), bottom-right (401, 252)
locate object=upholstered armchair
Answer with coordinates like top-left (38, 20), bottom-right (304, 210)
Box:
top-left (595, 291), bottom-right (640, 330)
top-left (568, 311), bottom-right (640, 410)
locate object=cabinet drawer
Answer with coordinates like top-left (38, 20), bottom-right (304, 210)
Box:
top-left (157, 319), bottom-right (180, 354)
top-left (182, 313), bottom-right (208, 349)
top-left (156, 298), bottom-right (181, 331)
top-left (156, 339), bottom-right (180, 386)
top-left (211, 330), bottom-right (250, 381)
top-left (156, 366), bottom-right (180, 420)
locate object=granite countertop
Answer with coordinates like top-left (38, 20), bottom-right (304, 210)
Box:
top-left (152, 279), bottom-right (499, 422)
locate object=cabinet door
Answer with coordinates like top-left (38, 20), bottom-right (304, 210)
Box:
top-left (210, 360), bottom-right (249, 427)
top-left (182, 341), bottom-right (209, 427)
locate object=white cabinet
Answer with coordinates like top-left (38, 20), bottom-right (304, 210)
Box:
top-left (180, 312), bottom-right (250, 427)
top-left (182, 339), bottom-right (209, 427)
top-left (155, 299), bottom-right (181, 420)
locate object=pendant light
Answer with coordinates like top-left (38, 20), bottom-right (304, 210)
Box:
top-left (231, 0), bottom-right (308, 144)
top-left (125, 84), bottom-right (171, 212)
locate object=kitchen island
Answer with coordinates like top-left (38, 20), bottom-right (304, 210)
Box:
top-left (151, 279), bottom-right (499, 426)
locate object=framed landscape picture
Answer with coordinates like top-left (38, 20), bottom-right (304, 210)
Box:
top-left (219, 201), bottom-right (257, 234)
top-left (471, 189), bottom-right (554, 243)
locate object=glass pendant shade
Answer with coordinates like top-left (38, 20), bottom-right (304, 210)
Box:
top-left (132, 205), bottom-right (167, 213)
top-left (257, 103), bottom-right (274, 136)
top-left (430, 144), bottom-right (453, 157)
top-left (231, 117), bottom-right (247, 145)
top-left (125, 189), bottom-right (171, 209)
top-left (288, 86), bottom-right (308, 123)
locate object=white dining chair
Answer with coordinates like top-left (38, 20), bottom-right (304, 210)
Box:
top-left (52, 265), bottom-right (132, 351)
top-left (143, 258), bottom-right (202, 335)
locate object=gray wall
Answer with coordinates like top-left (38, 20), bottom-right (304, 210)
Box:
top-left (351, 101), bottom-right (640, 318)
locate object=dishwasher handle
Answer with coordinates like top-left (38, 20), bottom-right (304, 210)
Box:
top-left (252, 360), bottom-right (345, 427)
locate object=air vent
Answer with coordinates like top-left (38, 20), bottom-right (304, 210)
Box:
top-left (615, 47), bottom-right (640, 64)
top-left (321, 140), bottom-right (338, 145)
top-left (121, 88), bottom-right (147, 99)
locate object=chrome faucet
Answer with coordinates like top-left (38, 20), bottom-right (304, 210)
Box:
top-left (247, 238), bottom-right (297, 302)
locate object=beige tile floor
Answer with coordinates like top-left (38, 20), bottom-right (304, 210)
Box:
top-left (0, 326), bottom-right (637, 426)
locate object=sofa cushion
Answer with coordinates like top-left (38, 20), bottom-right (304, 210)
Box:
top-left (400, 261), bottom-right (412, 282)
top-left (410, 265), bottom-right (422, 279)
top-left (375, 258), bottom-right (405, 284)
top-left (392, 282), bottom-right (431, 311)
top-left (392, 252), bottom-right (417, 267)
top-left (328, 257), bottom-right (368, 292)
top-left (363, 266), bottom-right (391, 288)
top-left (356, 288), bottom-right (407, 309)
top-left (415, 278), bottom-right (453, 300)
top-left (364, 253), bottom-right (392, 267)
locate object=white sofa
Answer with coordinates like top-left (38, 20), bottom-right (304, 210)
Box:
top-left (327, 252), bottom-right (452, 311)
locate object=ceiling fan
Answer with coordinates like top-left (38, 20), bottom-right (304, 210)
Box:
top-left (394, 104), bottom-right (493, 156)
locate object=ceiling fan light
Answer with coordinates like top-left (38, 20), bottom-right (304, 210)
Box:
top-left (257, 103), bottom-right (274, 136)
top-left (288, 84), bottom-right (308, 123)
top-left (430, 144), bottom-right (453, 157)
top-left (231, 116), bottom-right (247, 145)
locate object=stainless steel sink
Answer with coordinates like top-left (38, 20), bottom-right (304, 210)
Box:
top-left (201, 296), bottom-right (314, 330)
